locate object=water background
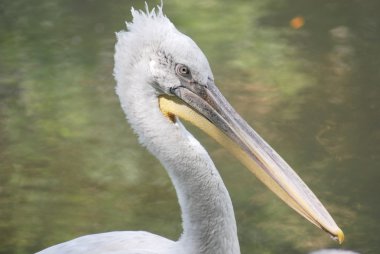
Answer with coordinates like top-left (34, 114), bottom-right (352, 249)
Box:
top-left (0, 0), bottom-right (379, 253)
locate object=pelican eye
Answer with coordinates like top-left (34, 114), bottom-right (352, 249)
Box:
top-left (175, 64), bottom-right (191, 79)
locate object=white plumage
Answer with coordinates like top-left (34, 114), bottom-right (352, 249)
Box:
top-left (36, 5), bottom-right (358, 254)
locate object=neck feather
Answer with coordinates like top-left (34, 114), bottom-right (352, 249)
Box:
top-left (116, 72), bottom-right (240, 253)
top-left (165, 123), bottom-right (240, 254)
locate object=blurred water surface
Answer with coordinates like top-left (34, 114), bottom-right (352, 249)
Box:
top-left (0, 0), bottom-right (379, 253)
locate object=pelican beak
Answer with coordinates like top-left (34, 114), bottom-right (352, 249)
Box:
top-left (158, 79), bottom-right (344, 244)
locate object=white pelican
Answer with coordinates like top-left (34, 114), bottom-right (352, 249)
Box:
top-left (37, 5), bottom-right (355, 254)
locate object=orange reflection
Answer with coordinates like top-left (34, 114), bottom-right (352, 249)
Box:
top-left (290, 16), bottom-right (305, 29)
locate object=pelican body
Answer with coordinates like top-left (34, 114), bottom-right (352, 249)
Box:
top-left (37, 5), bottom-right (346, 254)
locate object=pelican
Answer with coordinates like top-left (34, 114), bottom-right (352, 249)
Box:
top-left (37, 5), bottom-right (354, 254)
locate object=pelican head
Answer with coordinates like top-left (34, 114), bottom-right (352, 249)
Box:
top-left (114, 5), bottom-right (343, 246)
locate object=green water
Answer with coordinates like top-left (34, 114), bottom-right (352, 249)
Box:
top-left (0, 0), bottom-right (379, 253)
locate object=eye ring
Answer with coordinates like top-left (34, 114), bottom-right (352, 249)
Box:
top-left (175, 64), bottom-right (190, 77)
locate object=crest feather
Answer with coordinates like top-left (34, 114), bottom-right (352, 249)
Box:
top-left (126, 2), bottom-right (172, 33)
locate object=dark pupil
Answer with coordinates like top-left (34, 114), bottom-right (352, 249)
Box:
top-left (181, 67), bottom-right (187, 74)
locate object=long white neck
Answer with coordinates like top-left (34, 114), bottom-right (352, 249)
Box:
top-left (164, 123), bottom-right (240, 254)
top-left (116, 72), bottom-right (240, 253)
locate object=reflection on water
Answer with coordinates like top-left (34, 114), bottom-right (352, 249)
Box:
top-left (0, 0), bottom-right (379, 253)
